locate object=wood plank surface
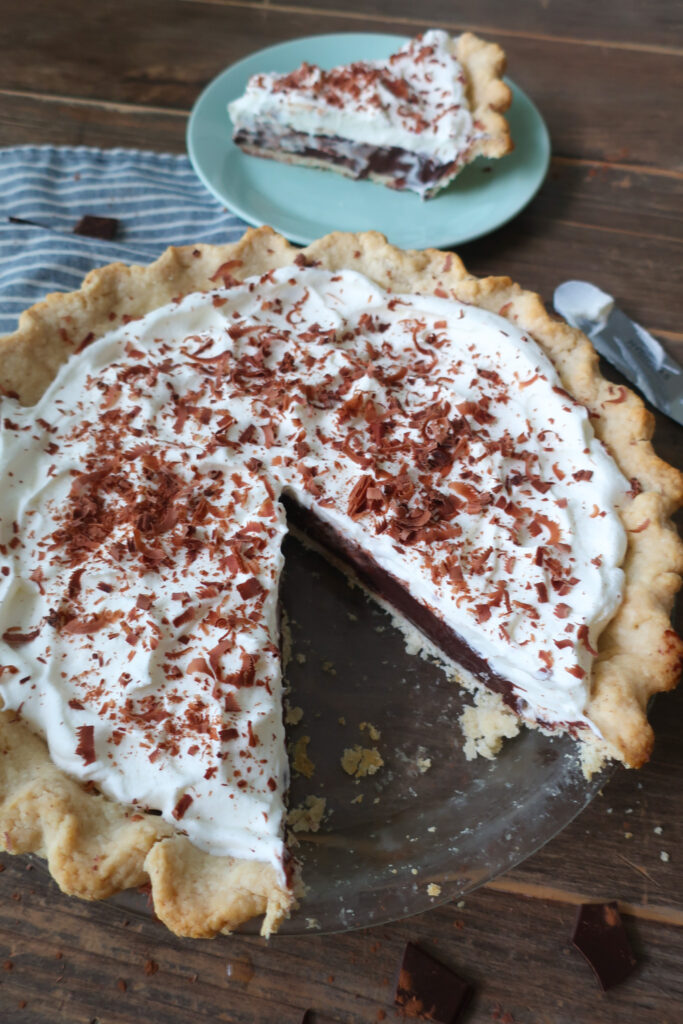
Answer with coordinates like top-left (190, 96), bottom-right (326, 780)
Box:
top-left (0, 0), bottom-right (682, 1021)
top-left (192, 0), bottom-right (681, 50)
top-left (1, 853), bottom-right (682, 1024)
top-left (1, 1), bottom-right (682, 168)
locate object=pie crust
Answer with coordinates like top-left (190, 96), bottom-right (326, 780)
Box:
top-left (454, 31), bottom-right (512, 161)
top-left (0, 227), bottom-right (681, 938)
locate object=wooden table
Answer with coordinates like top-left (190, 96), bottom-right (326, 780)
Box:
top-left (0, 2), bottom-right (682, 1021)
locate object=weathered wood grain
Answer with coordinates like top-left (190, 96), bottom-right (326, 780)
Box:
top-left (1, 855), bottom-right (681, 1023)
top-left (0, 91), bottom-right (187, 151)
top-left (458, 214), bottom-right (683, 336)
top-left (187, 0), bottom-right (683, 51)
top-left (0, 1), bottom-right (682, 169)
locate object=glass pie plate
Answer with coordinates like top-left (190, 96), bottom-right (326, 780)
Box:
top-left (85, 534), bottom-right (611, 936)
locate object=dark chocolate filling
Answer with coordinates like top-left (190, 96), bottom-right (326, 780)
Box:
top-left (233, 127), bottom-right (460, 194)
top-left (282, 495), bottom-right (525, 714)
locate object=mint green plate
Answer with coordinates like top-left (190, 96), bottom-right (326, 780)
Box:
top-left (187, 33), bottom-right (551, 248)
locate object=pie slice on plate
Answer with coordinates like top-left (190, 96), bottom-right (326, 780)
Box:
top-left (229, 30), bottom-right (513, 198)
top-left (0, 228), bottom-right (681, 937)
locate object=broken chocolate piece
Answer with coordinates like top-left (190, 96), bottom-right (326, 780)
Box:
top-left (572, 901), bottom-right (638, 990)
top-left (394, 942), bottom-right (472, 1022)
top-left (73, 215), bottom-right (119, 240)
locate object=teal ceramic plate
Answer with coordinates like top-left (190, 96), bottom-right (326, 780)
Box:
top-left (187, 33), bottom-right (551, 248)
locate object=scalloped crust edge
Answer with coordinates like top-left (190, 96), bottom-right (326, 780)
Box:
top-left (456, 31), bottom-right (512, 160)
top-left (0, 226), bottom-right (681, 938)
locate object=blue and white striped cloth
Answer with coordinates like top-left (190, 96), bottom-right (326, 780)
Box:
top-left (0, 145), bottom-right (251, 337)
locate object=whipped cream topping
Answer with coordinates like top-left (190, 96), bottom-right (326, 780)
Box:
top-left (0, 264), bottom-right (628, 872)
top-left (229, 30), bottom-right (476, 165)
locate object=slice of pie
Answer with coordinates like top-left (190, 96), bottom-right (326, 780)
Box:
top-left (0, 229), bottom-right (681, 939)
top-left (228, 30), bottom-right (513, 198)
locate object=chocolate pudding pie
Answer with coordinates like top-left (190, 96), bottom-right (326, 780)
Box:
top-left (0, 228), bottom-right (681, 937)
top-left (229, 31), bottom-right (513, 198)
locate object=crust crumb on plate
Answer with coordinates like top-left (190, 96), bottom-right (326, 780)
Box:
top-left (341, 745), bottom-right (385, 778)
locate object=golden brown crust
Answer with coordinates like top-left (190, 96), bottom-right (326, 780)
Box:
top-left (0, 226), bottom-right (681, 939)
top-left (0, 711), bottom-right (290, 936)
top-left (0, 710), bottom-right (170, 897)
top-left (455, 32), bottom-right (513, 160)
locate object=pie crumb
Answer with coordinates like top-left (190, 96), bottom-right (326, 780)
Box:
top-left (292, 736), bottom-right (315, 778)
top-left (287, 795), bottom-right (327, 833)
top-left (460, 690), bottom-right (520, 760)
top-left (427, 883), bottom-right (442, 897)
top-left (285, 704), bottom-right (304, 725)
top-left (417, 756), bottom-right (432, 773)
top-left (341, 745), bottom-right (384, 777)
top-left (351, 794), bottom-right (364, 804)
top-left (359, 721), bottom-right (381, 741)
top-left (338, 716), bottom-right (346, 726)
top-left (660, 851), bottom-right (670, 862)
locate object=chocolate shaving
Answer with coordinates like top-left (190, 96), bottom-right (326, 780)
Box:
top-left (172, 793), bottom-right (194, 821)
top-left (237, 577), bottom-right (264, 600)
top-left (75, 725), bottom-right (96, 765)
top-left (347, 474), bottom-right (372, 517)
top-left (572, 902), bottom-right (637, 991)
top-left (2, 627), bottom-right (40, 645)
top-left (62, 613), bottom-right (111, 635)
top-left (209, 259), bottom-right (243, 287)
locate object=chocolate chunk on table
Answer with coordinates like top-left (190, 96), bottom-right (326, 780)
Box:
top-left (572, 901), bottom-right (638, 990)
top-left (394, 942), bottom-right (473, 1022)
top-left (73, 214), bottom-right (119, 240)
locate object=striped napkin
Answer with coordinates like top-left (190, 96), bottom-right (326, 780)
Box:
top-left (0, 145), bottom-right (251, 337)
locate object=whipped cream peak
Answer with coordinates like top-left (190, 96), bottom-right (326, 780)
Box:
top-left (0, 264), bottom-right (628, 873)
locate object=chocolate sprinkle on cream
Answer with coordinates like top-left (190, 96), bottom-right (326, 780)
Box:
top-left (172, 793), bottom-right (194, 821)
top-left (75, 725), bottom-right (96, 766)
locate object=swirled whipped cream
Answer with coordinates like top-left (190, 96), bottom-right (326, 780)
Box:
top-left (229, 30), bottom-right (475, 165)
top-left (0, 264), bottom-right (628, 872)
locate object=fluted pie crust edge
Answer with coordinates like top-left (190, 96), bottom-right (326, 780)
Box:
top-left (0, 227), bottom-right (681, 937)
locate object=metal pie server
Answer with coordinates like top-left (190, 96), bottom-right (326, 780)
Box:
top-left (553, 280), bottom-right (683, 428)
